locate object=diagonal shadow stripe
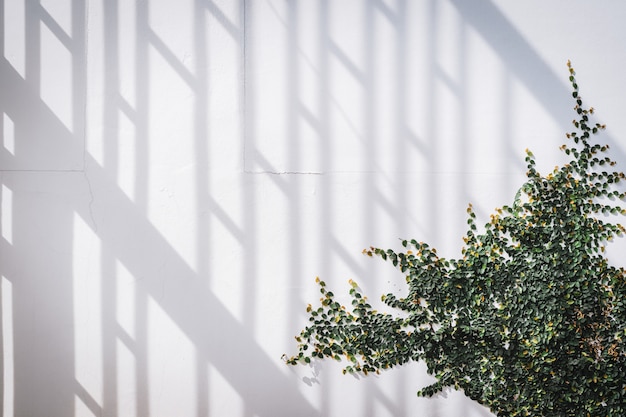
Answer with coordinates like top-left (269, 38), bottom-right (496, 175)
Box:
top-left (450, 0), bottom-right (626, 164)
top-left (2, 40), bottom-right (318, 415)
top-left (0, 58), bottom-right (83, 171)
top-left (451, 0), bottom-right (571, 121)
top-left (80, 154), bottom-right (320, 417)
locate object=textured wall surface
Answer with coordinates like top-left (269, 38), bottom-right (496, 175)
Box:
top-left (1, 1), bottom-right (626, 416)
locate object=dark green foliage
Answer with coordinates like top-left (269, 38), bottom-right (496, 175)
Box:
top-left (285, 63), bottom-right (626, 416)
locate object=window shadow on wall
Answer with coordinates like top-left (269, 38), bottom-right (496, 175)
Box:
top-left (245, 1), bottom-right (624, 416)
top-left (0, 1), bottom-right (623, 417)
top-left (0, 0), bottom-right (86, 416)
top-left (86, 0), bottom-right (320, 416)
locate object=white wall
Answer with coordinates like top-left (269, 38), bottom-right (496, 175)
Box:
top-left (1, 1), bottom-right (626, 416)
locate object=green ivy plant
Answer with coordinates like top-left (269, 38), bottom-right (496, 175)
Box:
top-left (285, 62), bottom-right (626, 416)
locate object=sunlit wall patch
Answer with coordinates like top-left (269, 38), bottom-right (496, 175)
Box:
top-left (40, 21), bottom-right (74, 133)
top-left (3, 114), bottom-right (15, 156)
top-left (3, 0), bottom-right (26, 79)
top-left (72, 212), bottom-right (104, 415)
top-left (2, 276), bottom-right (14, 417)
top-left (1, 184), bottom-right (13, 245)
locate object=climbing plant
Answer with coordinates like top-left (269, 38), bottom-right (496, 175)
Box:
top-left (285, 62), bottom-right (626, 416)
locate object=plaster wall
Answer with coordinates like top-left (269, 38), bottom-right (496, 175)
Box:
top-left (1, 1), bottom-right (626, 416)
